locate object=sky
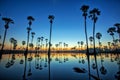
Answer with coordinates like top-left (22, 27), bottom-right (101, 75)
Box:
top-left (0, 0), bottom-right (120, 49)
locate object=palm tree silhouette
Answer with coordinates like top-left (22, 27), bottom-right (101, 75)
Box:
top-left (45, 38), bottom-right (48, 51)
top-left (48, 15), bottom-right (54, 59)
top-left (1, 17), bottom-right (14, 51)
top-left (80, 41), bottom-right (84, 50)
top-left (107, 27), bottom-right (116, 42)
top-left (77, 41), bottom-right (80, 51)
top-left (22, 41), bottom-right (26, 50)
top-left (31, 32), bottom-right (35, 43)
top-left (96, 32), bottom-right (102, 52)
top-left (89, 8), bottom-right (100, 54)
top-left (114, 23), bottom-right (120, 42)
top-left (25, 16), bottom-right (35, 53)
top-left (9, 37), bottom-right (15, 50)
top-left (89, 36), bottom-right (94, 49)
top-left (80, 5), bottom-right (89, 54)
top-left (40, 36), bottom-right (44, 50)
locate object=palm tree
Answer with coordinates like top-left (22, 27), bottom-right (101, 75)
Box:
top-left (9, 38), bottom-right (15, 50)
top-left (107, 27), bottom-right (116, 42)
top-left (31, 32), bottom-right (35, 43)
top-left (114, 23), bottom-right (120, 42)
top-left (1, 17), bottom-right (14, 51)
top-left (25, 16), bottom-right (35, 53)
top-left (77, 41), bottom-right (80, 50)
top-left (45, 38), bottom-right (48, 51)
top-left (80, 5), bottom-right (89, 54)
top-left (22, 41), bottom-right (26, 50)
top-left (89, 8), bottom-right (100, 54)
top-left (40, 36), bottom-right (44, 50)
top-left (89, 36), bottom-right (94, 48)
top-left (80, 41), bottom-right (84, 50)
top-left (107, 42), bottom-right (111, 50)
top-left (48, 15), bottom-right (54, 61)
top-left (96, 32), bottom-right (102, 50)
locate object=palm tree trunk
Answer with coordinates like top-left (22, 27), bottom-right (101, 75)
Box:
top-left (112, 35), bottom-right (115, 42)
top-left (1, 28), bottom-right (7, 51)
top-left (26, 30), bottom-right (30, 52)
top-left (93, 22), bottom-right (96, 54)
top-left (84, 16), bottom-right (89, 54)
top-left (48, 22), bottom-right (52, 59)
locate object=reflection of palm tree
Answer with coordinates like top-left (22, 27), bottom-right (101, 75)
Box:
top-left (48, 15), bottom-right (54, 59)
top-left (100, 53), bottom-right (107, 75)
top-left (23, 53), bottom-right (27, 80)
top-left (1, 17), bottom-right (14, 51)
top-left (80, 5), bottom-right (89, 54)
top-left (89, 8), bottom-right (100, 54)
top-left (25, 16), bottom-right (35, 53)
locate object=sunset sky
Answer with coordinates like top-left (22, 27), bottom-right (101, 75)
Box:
top-left (0, 0), bottom-right (120, 49)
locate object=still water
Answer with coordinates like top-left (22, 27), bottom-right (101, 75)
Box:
top-left (0, 53), bottom-right (119, 80)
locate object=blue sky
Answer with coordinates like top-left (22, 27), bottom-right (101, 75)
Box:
top-left (0, 0), bottom-right (120, 49)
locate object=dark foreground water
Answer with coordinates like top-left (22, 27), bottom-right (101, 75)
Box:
top-left (0, 53), bottom-right (119, 80)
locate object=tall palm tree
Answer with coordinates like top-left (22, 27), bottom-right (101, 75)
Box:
top-left (25, 16), bottom-right (35, 53)
top-left (96, 32), bottom-right (102, 49)
top-left (114, 23), bottom-right (120, 42)
top-left (89, 8), bottom-right (100, 54)
top-left (107, 27), bottom-right (116, 42)
top-left (48, 15), bottom-right (54, 61)
top-left (80, 5), bottom-right (89, 54)
top-left (1, 17), bottom-right (14, 51)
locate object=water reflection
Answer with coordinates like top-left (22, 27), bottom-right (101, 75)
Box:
top-left (0, 53), bottom-right (119, 80)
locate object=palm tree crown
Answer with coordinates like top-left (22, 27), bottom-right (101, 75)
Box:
top-left (2, 17), bottom-right (14, 29)
top-left (80, 5), bottom-right (89, 17)
top-left (27, 16), bottom-right (35, 26)
top-left (48, 15), bottom-right (54, 23)
top-left (89, 8), bottom-right (100, 23)
top-left (96, 32), bottom-right (102, 40)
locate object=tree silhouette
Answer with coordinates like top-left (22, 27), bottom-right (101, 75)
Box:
top-left (89, 36), bottom-right (94, 48)
top-left (80, 5), bottom-right (89, 54)
top-left (22, 41), bottom-right (26, 50)
top-left (107, 27), bottom-right (116, 42)
top-left (96, 32), bottom-right (102, 51)
top-left (114, 23), bottom-right (120, 42)
top-left (1, 17), bottom-right (14, 51)
top-left (25, 16), bottom-right (34, 53)
top-left (45, 38), bottom-right (48, 51)
top-left (80, 41), bottom-right (84, 50)
top-left (48, 15), bottom-right (54, 61)
top-left (89, 8), bottom-right (100, 54)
